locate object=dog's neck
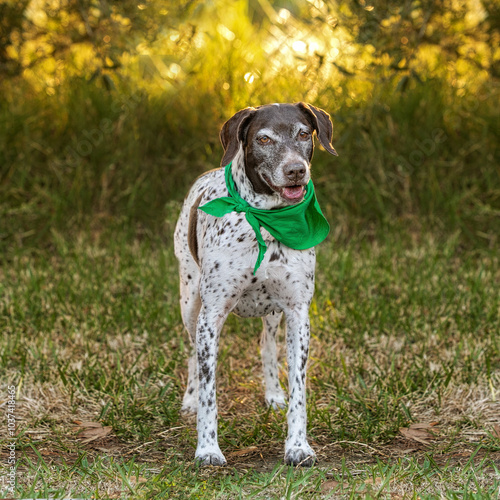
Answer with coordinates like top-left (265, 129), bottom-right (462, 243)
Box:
top-left (230, 146), bottom-right (285, 210)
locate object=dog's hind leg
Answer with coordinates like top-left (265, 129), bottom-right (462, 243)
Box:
top-left (261, 311), bottom-right (287, 409)
top-left (180, 269), bottom-right (201, 415)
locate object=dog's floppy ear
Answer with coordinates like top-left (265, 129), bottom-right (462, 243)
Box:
top-left (296, 102), bottom-right (338, 156)
top-left (220, 107), bottom-right (257, 166)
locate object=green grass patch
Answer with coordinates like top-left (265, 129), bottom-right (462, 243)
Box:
top-left (0, 221), bottom-right (499, 498)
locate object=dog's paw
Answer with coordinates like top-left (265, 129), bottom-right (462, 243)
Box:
top-left (180, 402), bottom-right (197, 416)
top-left (266, 394), bottom-right (287, 410)
top-left (284, 444), bottom-right (316, 467)
top-left (195, 450), bottom-right (227, 467)
top-left (265, 388), bottom-right (287, 410)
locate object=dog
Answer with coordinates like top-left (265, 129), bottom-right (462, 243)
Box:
top-left (174, 102), bottom-right (337, 466)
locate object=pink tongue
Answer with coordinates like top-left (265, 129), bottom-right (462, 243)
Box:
top-left (282, 186), bottom-right (305, 200)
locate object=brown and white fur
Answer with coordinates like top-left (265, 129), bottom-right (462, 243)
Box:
top-left (174, 103), bottom-right (337, 467)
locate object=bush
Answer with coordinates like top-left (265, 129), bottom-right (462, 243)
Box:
top-left (0, 0), bottom-right (498, 250)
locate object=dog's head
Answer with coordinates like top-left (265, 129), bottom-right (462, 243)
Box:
top-left (220, 103), bottom-right (337, 204)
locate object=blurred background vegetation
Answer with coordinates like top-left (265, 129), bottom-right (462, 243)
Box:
top-left (1, 0), bottom-right (499, 251)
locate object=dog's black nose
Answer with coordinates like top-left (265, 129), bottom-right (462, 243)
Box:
top-left (284, 163), bottom-right (306, 183)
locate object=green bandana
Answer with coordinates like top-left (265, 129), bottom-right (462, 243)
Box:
top-left (198, 163), bottom-right (330, 275)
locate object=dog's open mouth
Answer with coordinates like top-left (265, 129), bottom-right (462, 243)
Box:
top-left (262, 175), bottom-right (306, 202)
top-left (281, 185), bottom-right (306, 201)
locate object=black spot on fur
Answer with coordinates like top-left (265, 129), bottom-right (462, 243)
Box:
top-left (301, 355), bottom-right (307, 371)
top-left (269, 251), bottom-right (280, 262)
top-left (200, 362), bottom-right (211, 381)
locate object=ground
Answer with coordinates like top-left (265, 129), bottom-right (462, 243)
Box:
top-left (0, 223), bottom-right (499, 498)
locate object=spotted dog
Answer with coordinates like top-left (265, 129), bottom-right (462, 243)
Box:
top-left (174, 102), bottom-right (337, 467)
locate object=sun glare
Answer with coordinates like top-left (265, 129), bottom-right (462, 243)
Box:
top-left (244, 72), bottom-right (255, 84)
top-left (292, 41), bottom-right (307, 54)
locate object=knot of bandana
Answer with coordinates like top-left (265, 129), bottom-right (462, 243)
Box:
top-left (198, 163), bottom-right (330, 275)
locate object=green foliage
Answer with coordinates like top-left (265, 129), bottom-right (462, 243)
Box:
top-left (1, 0), bottom-right (499, 251)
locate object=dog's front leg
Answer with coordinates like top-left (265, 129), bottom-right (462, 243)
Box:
top-left (195, 304), bottom-right (227, 466)
top-left (284, 305), bottom-right (316, 466)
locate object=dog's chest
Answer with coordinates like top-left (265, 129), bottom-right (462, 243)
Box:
top-left (232, 282), bottom-right (283, 317)
top-left (232, 254), bottom-right (315, 317)
top-left (200, 213), bottom-right (316, 317)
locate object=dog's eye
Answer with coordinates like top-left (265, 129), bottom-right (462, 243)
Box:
top-left (258, 136), bottom-right (271, 145)
top-left (299, 131), bottom-right (311, 140)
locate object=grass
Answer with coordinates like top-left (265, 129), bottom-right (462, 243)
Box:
top-left (1, 217), bottom-right (499, 498)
